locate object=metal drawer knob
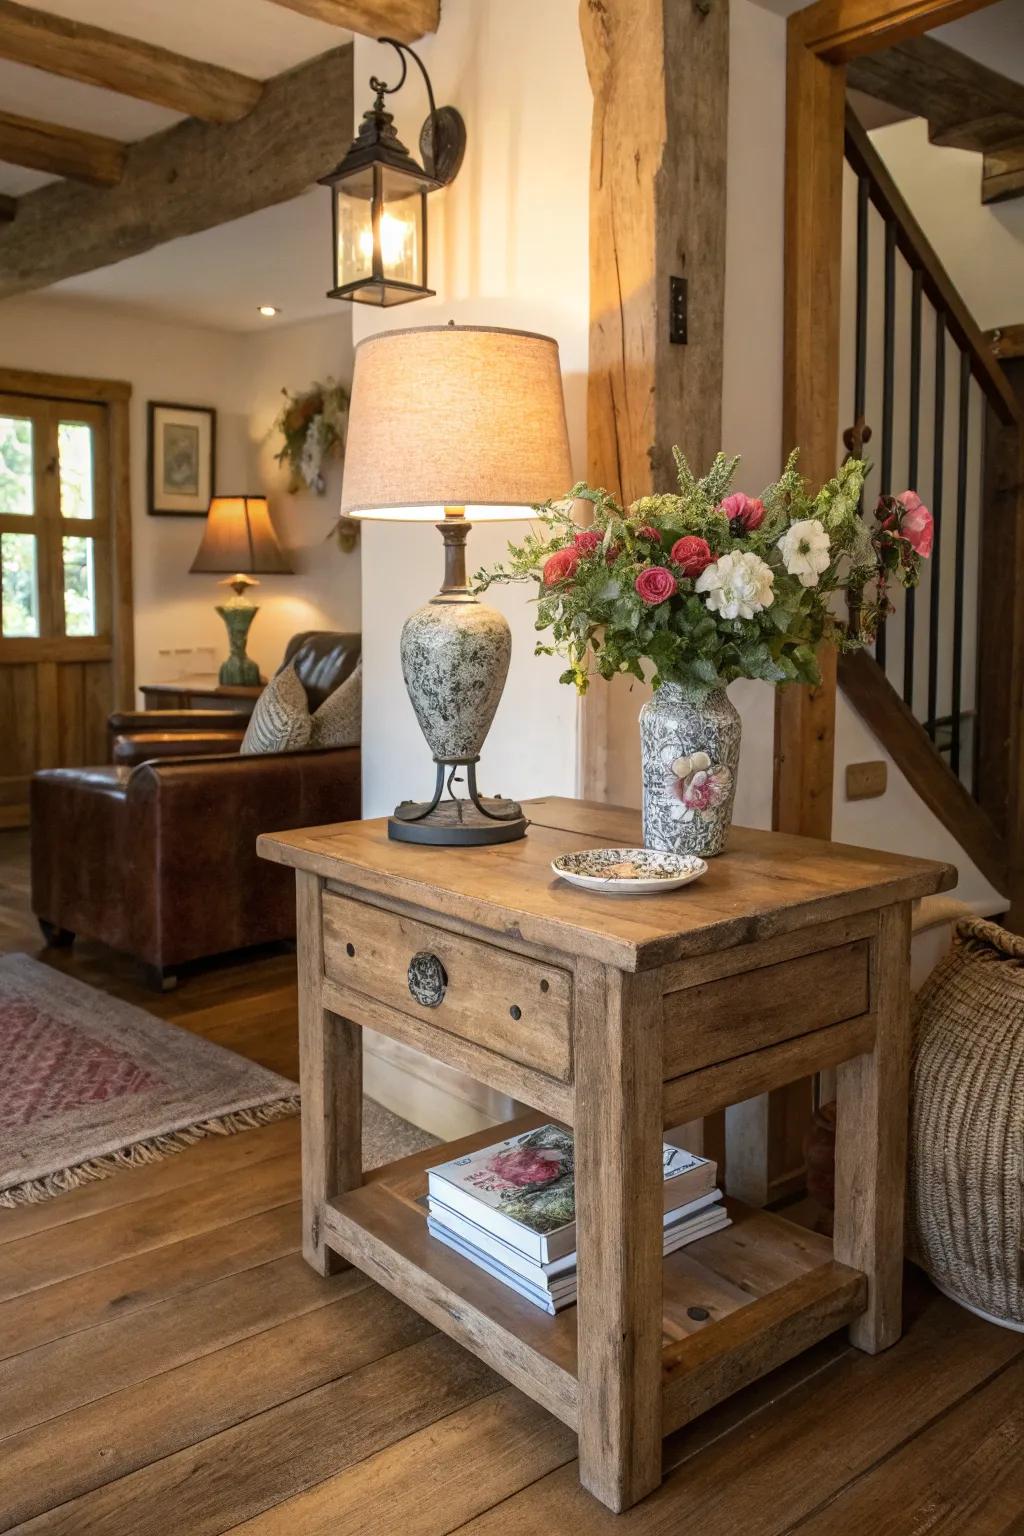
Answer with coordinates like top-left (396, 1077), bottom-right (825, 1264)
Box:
top-left (408, 951), bottom-right (448, 1008)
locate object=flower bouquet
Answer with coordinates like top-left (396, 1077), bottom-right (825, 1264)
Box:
top-left (476, 450), bottom-right (932, 856)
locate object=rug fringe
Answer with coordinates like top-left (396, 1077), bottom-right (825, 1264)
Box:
top-left (0, 1095), bottom-right (301, 1208)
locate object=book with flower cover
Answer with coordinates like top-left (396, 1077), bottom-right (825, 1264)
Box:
top-left (426, 1123), bottom-right (717, 1263)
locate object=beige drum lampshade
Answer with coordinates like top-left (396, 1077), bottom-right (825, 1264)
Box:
top-left (340, 324), bottom-right (572, 519)
top-left (190, 495), bottom-right (293, 575)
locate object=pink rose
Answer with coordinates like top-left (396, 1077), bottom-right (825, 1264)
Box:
top-left (573, 529), bottom-right (601, 554)
top-left (486, 1147), bottom-right (561, 1188)
top-left (542, 547), bottom-right (579, 585)
top-left (720, 492), bottom-right (765, 532)
top-left (898, 491), bottom-right (933, 557)
top-left (635, 566), bottom-right (677, 605)
top-left (669, 535), bottom-right (713, 577)
top-left (635, 525), bottom-right (662, 544)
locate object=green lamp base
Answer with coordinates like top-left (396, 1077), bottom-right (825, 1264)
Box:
top-left (216, 602), bottom-right (261, 687)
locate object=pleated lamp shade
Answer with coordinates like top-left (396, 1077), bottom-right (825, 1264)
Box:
top-left (340, 324), bottom-right (572, 520)
top-left (190, 495), bottom-right (293, 575)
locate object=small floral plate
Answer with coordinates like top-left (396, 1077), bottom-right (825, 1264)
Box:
top-left (551, 847), bottom-right (708, 896)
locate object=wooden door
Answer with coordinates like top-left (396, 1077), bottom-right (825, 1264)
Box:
top-left (0, 389), bottom-right (130, 826)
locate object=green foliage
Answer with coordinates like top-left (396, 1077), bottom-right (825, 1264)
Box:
top-left (475, 450), bottom-right (927, 696)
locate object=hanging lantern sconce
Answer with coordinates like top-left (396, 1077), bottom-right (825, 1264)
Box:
top-left (319, 38), bottom-right (466, 306)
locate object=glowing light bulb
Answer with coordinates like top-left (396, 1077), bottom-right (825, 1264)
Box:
top-left (257, 305), bottom-right (279, 317)
top-left (358, 213), bottom-right (411, 270)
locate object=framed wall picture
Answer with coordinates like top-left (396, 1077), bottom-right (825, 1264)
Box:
top-left (147, 402), bottom-right (216, 516)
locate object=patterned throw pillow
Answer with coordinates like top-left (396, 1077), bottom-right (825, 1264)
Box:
top-left (240, 663), bottom-right (313, 755)
top-left (310, 657), bottom-right (362, 748)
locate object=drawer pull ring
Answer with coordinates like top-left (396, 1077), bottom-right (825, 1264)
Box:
top-left (408, 951), bottom-right (448, 1008)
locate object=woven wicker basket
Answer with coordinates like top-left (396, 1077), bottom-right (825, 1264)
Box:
top-left (909, 916), bottom-right (1024, 1329)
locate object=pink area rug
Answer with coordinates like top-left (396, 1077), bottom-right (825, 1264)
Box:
top-left (0, 953), bottom-right (300, 1206)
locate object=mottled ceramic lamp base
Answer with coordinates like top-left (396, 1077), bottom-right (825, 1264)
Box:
top-left (391, 513), bottom-right (526, 846)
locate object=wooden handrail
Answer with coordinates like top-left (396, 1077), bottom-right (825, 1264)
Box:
top-left (845, 107), bottom-right (1020, 426)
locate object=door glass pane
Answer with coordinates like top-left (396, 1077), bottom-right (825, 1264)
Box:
top-left (62, 535), bottom-right (96, 636)
top-left (0, 416), bottom-right (33, 515)
top-left (58, 422), bottom-right (94, 519)
top-left (1, 532), bottom-right (39, 636)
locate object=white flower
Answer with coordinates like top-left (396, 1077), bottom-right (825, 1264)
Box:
top-left (777, 518), bottom-right (830, 587)
top-left (695, 550), bottom-right (775, 620)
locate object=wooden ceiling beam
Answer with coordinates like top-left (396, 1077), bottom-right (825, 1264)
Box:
top-left (0, 108), bottom-right (125, 185)
top-left (0, 0), bottom-right (262, 124)
top-left (983, 144), bottom-right (1024, 206)
top-left (0, 45), bottom-right (353, 299)
top-left (0, 193), bottom-right (15, 222)
top-left (264, 0), bottom-right (439, 43)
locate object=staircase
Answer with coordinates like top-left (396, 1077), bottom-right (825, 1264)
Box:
top-left (838, 109), bottom-right (1024, 912)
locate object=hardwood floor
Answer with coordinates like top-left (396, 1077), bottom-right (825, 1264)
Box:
top-left (2, 826), bottom-right (1023, 1534)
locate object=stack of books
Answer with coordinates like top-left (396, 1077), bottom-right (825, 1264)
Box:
top-left (425, 1123), bottom-right (730, 1314)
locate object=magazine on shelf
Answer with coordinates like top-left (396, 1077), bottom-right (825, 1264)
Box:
top-left (427, 1202), bottom-right (732, 1314)
top-left (426, 1187), bottom-right (726, 1288)
top-left (426, 1123), bottom-right (718, 1263)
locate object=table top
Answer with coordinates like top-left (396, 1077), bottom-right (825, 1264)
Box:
top-left (259, 796), bottom-right (956, 972)
top-left (141, 675), bottom-right (264, 698)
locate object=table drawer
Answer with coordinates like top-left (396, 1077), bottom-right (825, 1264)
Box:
top-left (322, 891), bottom-right (573, 1081)
top-left (662, 938), bottom-right (871, 1078)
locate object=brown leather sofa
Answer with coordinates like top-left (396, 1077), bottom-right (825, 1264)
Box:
top-left (31, 632), bottom-right (361, 989)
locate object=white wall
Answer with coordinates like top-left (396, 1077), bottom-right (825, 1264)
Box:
top-left (351, 1), bottom-right (591, 818)
top-left (0, 296), bottom-right (358, 686)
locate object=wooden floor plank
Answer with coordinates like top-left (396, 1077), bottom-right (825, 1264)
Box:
top-left (6, 1333), bottom-right (498, 1536)
top-left (0, 1152), bottom-right (299, 1305)
top-left (447, 1291), bottom-right (1024, 1536)
top-left (790, 1354), bottom-right (1024, 1536)
top-left (224, 1387), bottom-right (578, 1536)
top-left (0, 1119), bottom-right (299, 1245)
top-left (0, 1253), bottom-right (365, 1438)
top-left (0, 1201), bottom-right (301, 1360)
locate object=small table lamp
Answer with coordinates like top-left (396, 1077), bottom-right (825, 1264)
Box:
top-left (343, 323), bottom-right (572, 845)
top-left (190, 494), bottom-right (293, 686)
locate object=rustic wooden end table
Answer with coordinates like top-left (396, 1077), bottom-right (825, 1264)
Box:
top-left (258, 796), bottom-right (953, 1513)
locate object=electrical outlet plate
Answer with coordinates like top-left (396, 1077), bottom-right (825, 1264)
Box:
top-left (845, 760), bottom-right (887, 801)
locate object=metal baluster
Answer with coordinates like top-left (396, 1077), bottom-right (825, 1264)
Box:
top-left (876, 217), bottom-right (896, 673)
top-left (927, 313), bottom-right (945, 741)
top-left (950, 350), bottom-right (970, 780)
top-left (903, 269), bottom-right (922, 707)
top-left (853, 176), bottom-right (869, 456)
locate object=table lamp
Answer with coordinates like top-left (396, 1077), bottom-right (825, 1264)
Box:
top-left (342, 323), bottom-right (572, 845)
top-left (189, 494), bottom-right (293, 685)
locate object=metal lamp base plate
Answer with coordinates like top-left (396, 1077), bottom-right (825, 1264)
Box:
top-left (389, 795), bottom-right (528, 846)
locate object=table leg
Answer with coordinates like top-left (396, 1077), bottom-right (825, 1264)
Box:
top-left (296, 870), bottom-right (363, 1277)
top-left (575, 963), bottom-right (664, 1512)
top-left (834, 900), bottom-right (912, 1353)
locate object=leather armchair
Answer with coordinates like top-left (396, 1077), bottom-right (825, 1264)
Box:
top-left (32, 632), bottom-right (361, 988)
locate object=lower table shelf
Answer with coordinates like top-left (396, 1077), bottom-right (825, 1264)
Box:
top-left (322, 1119), bottom-right (868, 1436)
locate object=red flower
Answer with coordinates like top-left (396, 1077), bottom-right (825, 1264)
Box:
top-left (605, 541), bottom-right (623, 566)
top-left (573, 529), bottom-right (602, 554)
top-left (635, 566), bottom-right (677, 605)
top-left (720, 492), bottom-right (765, 532)
top-left (669, 535), bottom-right (713, 577)
top-left (635, 525), bottom-right (662, 544)
top-left (542, 547), bottom-right (580, 585)
top-left (897, 491), bottom-right (934, 557)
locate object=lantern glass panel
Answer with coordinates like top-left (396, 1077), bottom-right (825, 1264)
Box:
top-left (379, 167), bottom-right (425, 288)
top-left (334, 170), bottom-right (374, 290)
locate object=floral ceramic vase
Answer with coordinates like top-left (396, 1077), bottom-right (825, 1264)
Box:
top-left (639, 683), bottom-right (741, 858)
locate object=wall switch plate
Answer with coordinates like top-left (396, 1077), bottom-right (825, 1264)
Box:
top-left (846, 760), bottom-right (887, 800)
top-left (669, 276), bottom-right (687, 344)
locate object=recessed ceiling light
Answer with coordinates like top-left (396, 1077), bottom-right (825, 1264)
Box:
top-left (258, 304), bottom-right (279, 317)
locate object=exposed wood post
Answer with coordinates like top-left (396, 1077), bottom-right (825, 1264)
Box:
top-left (575, 960), bottom-right (664, 1511)
top-left (578, 0), bottom-right (729, 795)
top-left (296, 870), bottom-right (363, 1277)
